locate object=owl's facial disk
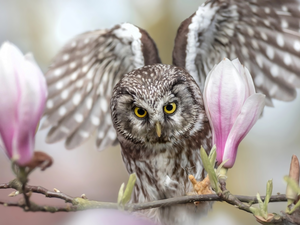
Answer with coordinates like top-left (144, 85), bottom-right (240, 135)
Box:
top-left (111, 64), bottom-right (205, 148)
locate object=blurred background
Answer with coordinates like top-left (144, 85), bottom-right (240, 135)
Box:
top-left (0, 0), bottom-right (300, 224)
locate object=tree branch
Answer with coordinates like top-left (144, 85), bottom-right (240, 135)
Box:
top-left (0, 179), bottom-right (287, 213)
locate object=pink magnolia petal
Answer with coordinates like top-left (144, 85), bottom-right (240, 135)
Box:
top-left (203, 64), bottom-right (217, 144)
top-left (231, 58), bottom-right (255, 100)
top-left (0, 42), bottom-right (47, 165)
top-left (222, 93), bottom-right (265, 168)
top-left (13, 52), bottom-right (47, 165)
top-left (243, 67), bottom-right (256, 97)
top-left (205, 58), bottom-right (246, 163)
top-left (0, 42), bottom-right (24, 158)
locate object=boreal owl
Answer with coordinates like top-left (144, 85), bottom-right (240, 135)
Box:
top-left (43, 1), bottom-right (300, 224)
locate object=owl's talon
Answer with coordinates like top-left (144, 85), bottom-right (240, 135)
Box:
top-left (189, 174), bottom-right (213, 195)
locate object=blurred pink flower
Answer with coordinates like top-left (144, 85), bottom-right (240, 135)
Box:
top-left (203, 58), bottom-right (265, 168)
top-left (64, 209), bottom-right (157, 225)
top-left (0, 42), bottom-right (47, 166)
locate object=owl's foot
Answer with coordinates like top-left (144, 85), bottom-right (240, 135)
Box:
top-left (188, 174), bottom-right (213, 195)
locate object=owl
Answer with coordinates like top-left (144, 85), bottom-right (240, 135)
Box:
top-left (43, 1), bottom-right (300, 225)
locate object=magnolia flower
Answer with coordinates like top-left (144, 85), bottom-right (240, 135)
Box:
top-left (0, 42), bottom-right (47, 166)
top-left (203, 58), bottom-right (265, 168)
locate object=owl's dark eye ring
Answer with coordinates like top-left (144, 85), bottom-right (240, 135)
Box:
top-left (164, 102), bottom-right (177, 114)
top-left (134, 107), bottom-right (147, 118)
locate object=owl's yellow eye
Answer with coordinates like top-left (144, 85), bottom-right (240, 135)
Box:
top-left (164, 102), bottom-right (177, 114)
top-left (134, 107), bottom-right (147, 118)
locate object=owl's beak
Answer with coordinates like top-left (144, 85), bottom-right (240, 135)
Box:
top-left (156, 121), bottom-right (161, 137)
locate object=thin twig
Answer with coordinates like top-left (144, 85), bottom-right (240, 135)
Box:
top-left (0, 179), bottom-right (73, 203)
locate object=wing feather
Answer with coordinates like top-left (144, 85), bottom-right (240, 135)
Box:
top-left (173, 0), bottom-right (300, 105)
top-left (44, 23), bottom-right (161, 150)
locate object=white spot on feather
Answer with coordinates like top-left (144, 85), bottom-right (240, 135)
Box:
top-left (54, 69), bottom-right (62, 77)
top-left (254, 74), bottom-right (264, 87)
top-left (61, 90), bottom-right (69, 99)
top-left (86, 97), bottom-right (93, 109)
top-left (251, 39), bottom-right (259, 49)
top-left (282, 6), bottom-right (288, 12)
top-left (237, 33), bottom-right (245, 43)
top-left (60, 126), bottom-right (70, 133)
top-left (83, 56), bottom-right (89, 62)
top-left (294, 41), bottom-right (300, 52)
top-left (76, 80), bottom-right (84, 88)
top-left (269, 85), bottom-right (278, 96)
top-left (242, 46), bottom-right (249, 58)
top-left (264, 7), bottom-right (270, 14)
top-left (255, 55), bottom-right (263, 68)
top-left (73, 93), bottom-right (81, 105)
top-left (91, 116), bottom-right (100, 126)
top-left (47, 100), bottom-right (53, 109)
top-left (59, 106), bottom-right (66, 116)
top-left (266, 46), bottom-right (274, 59)
top-left (264, 20), bottom-right (270, 27)
top-left (284, 53), bottom-right (292, 65)
top-left (86, 82), bottom-right (93, 92)
top-left (270, 65), bottom-right (279, 77)
top-left (79, 130), bottom-right (89, 138)
top-left (70, 62), bottom-right (77, 69)
top-left (100, 98), bottom-right (108, 112)
top-left (108, 129), bottom-right (116, 140)
top-left (276, 34), bottom-right (284, 47)
top-left (74, 113), bottom-right (83, 123)
top-left (56, 81), bottom-right (63, 90)
top-left (71, 71), bottom-right (79, 81)
top-left (71, 41), bottom-right (77, 47)
top-left (98, 131), bottom-right (104, 139)
top-left (247, 27), bottom-right (254, 36)
top-left (281, 20), bottom-right (288, 29)
top-left (260, 32), bottom-right (268, 41)
top-left (62, 54), bottom-right (69, 61)
top-left (82, 65), bottom-right (89, 73)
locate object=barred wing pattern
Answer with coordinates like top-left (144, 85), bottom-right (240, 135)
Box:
top-left (173, 0), bottom-right (300, 106)
top-left (43, 23), bottom-right (161, 150)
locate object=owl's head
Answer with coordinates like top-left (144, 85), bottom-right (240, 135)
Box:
top-left (111, 64), bottom-right (207, 149)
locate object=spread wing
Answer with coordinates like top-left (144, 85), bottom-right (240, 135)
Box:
top-left (173, 0), bottom-right (300, 106)
top-left (43, 23), bottom-right (161, 150)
